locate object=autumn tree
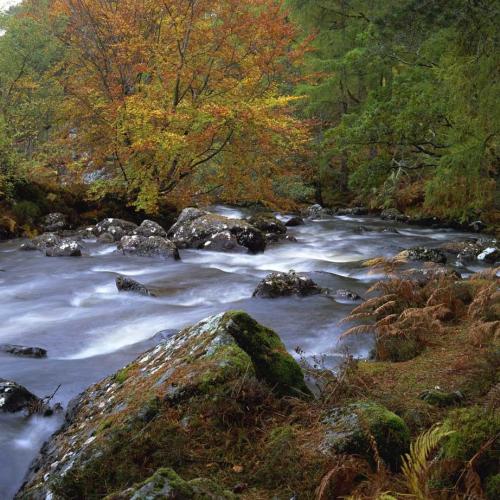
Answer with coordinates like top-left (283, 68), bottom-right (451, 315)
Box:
top-left (51, 0), bottom-right (309, 211)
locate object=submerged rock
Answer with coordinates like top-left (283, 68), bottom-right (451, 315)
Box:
top-left (285, 216), bottom-right (304, 227)
top-left (45, 239), bottom-right (82, 257)
top-left (320, 401), bottom-right (410, 471)
top-left (0, 344), bottom-right (47, 358)
top-left (133, 219), bottom-right (168, 238)
top-left (398, 246), bottom-right (447, 264)
top-left (41, 212), bottom-right (67, 232)
top-left (253, 270), bottom-right (323, 298)
top-left (0, 379), bottom-right (41, 413)
top-left (331, 289), bottom-right (362, 302)
top-left (167, 208), bottom-right (266, 254)
top-left (16, 311), bottom-right (310, 498)
top-left (116, 275), bottom-right (154, 296)
top-left (117, 235), bottom-right (180, 260)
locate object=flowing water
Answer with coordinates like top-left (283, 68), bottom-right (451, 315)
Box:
top-left (0, 206), bottom-right (483, 498)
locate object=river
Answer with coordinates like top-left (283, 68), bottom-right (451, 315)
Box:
top-left (0, 206), bottom-right (482, 498)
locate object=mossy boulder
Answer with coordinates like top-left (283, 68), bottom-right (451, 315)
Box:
top-left (253, 270), bottom-right (323, 298)
top-left (419, 388), bottom-right (464, 407)
top-left (320, 401), bottom-right (410, 470)
top-left (16, 311), bottom-right (310, 498)
top-left (441, 406), bottom-right (500, 486)
top-left (105, 467), bottom-right (235, 499)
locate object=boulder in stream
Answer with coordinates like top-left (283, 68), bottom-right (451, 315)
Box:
top-left (0, 344), bottom-right (47, 358)
top-left (246, 214), bottom-right (287, 235)
top-left (0, 379), bottom-right (41, 413)
top-left (301, 204), bottom-right (334, 219)
top-left (16, 311), bottom-right (311, 498)
top-left (117, 235), bottom-right (180, 260)
top-left (380, 208), bottom-right (409, 222)
top-left (167, 208), bottom-right (266, 254)
top-left (133, 219), bottom-right (168, 238)
top-left (398, 246), bottom-right (447, 264)
top-left (19, 232), bottom-right (60, 251)
top-left (336, 207), bottom-right (368, 216)
top-left (94, 218), bottom-right (138, 241)
top-left (116, 275), bottom-right (154, 296)
top-left (45, 239), bottom-right (82, 257)
top-left (253, 270), bottom-right (323, 298)
top-left (285, 216), bottom-right (304, 227)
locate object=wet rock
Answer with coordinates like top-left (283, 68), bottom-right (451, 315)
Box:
top-left (41, 212), bottom-right (67, 232)
top-left (285, 216), bottom-right (304, 227)
top-left (336, 207), bottom-right (368, 216)
top-left (477, 247), bottom-right (499, 263)
top-left (332, 289), bottom-right (362, 301)
top-left (265, 233), bottom-right (297, 245)
top-left (0, 344), bottom-right (47, 358)
top-left (420, 388), bottom-right (464, 407)
top-left (380, 208), bottom-right (409, 222)
top-left (469, 220), bottom-right (486, 232)
top-left (116, 276), bottom-right (154, 296)
top-left (301, 204), bottom-right (334, 219)
top-left (320, 401), bottom-right (410, 471)
top-left (134, 219), bottom-right (167, 238)
top-left (117, 235), bottom-right (180, 260)
top-left (45, 239), bottom-right (82, 257)
top-left (98, 232), bottom-right (116, 244)
top-left (400, 267), bottom-right (461, 285)
top-left (247, 214), bottom-right (286, 234)
top-left (398, 246), bottom-right (447, 264)
top-left (16, 311), bottom-right (310, 498)
top-left (19, 232), bottom-right (60, 251)
top-left (94, 218), bottom-right (137, 240)
top-left (167, 208), bottom-right (266, 254)
top-left (253, 270), bottom-right (323, 298)
top-left (0, 379), bottom-right (41, 413)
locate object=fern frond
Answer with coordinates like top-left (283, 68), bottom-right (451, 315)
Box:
top-left (401, 425), bottom-right (454, 500)
top-left (341, 324), bottom-right (374, 338)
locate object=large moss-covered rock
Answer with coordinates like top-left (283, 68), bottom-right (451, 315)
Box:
top-left (167, 208), bottom-right (266, 253)
top-left (253, 270), bottom-right (323, 298)
top-left (320, 401), bottom-right (410, 470)
top-left (17, 311), bottom-right (310, 499)
top-left (106, 467), bottom-right (236, 500)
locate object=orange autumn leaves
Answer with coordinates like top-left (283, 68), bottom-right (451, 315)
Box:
top-left (50, 0), bottom-right (310, 210)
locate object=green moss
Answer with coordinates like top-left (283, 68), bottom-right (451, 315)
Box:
top-left (442, 407), bottom-right (499, 480)
top-left (323, 401), bottom-right (410, 471)
top-left (223, 311), bottom-right (311, 397)
top-left (419, 389), bottom-right (464, 407)
top-left (114, 366), bottom-right (132, 384)
top-left (485, 474), bottom-right (500, 500)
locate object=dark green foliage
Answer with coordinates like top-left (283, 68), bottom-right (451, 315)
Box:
top-left (288, 0), bottom-right (499, 219)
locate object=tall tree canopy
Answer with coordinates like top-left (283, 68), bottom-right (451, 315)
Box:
top-left (50, 0), bottom-right (309, 210)
top-left (289, 0), bottom-right (499, 220)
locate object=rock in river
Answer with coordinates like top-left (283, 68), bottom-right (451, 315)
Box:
top-left (45, 239), bottom-right (82, 257)
top-left (0, 379), bottom-right (41, 413)
top-left (133, 219), bottom-right (168, 238)
top-left (117, 235), bottom-right (180, 260)
top-left (398, 246), bottom-right (447, 264)
top-left (253, 270), bottom-right (323, 298)
top-left (115, 275), bottom-right (154, 296)
top-left (16, 311), bottom-right (310, 498)
top-left (0, 344), bottom-right (47, 358)
top-left (167, 208), bottom-right (266, 254)
top-left (19, 232), bottom-right (60, 251)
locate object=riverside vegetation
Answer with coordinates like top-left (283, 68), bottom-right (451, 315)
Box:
top-left (0, 0), bottom-right (499, 499)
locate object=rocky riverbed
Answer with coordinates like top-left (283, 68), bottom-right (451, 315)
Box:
top-left (0, 205), bottom-right (498, 498)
